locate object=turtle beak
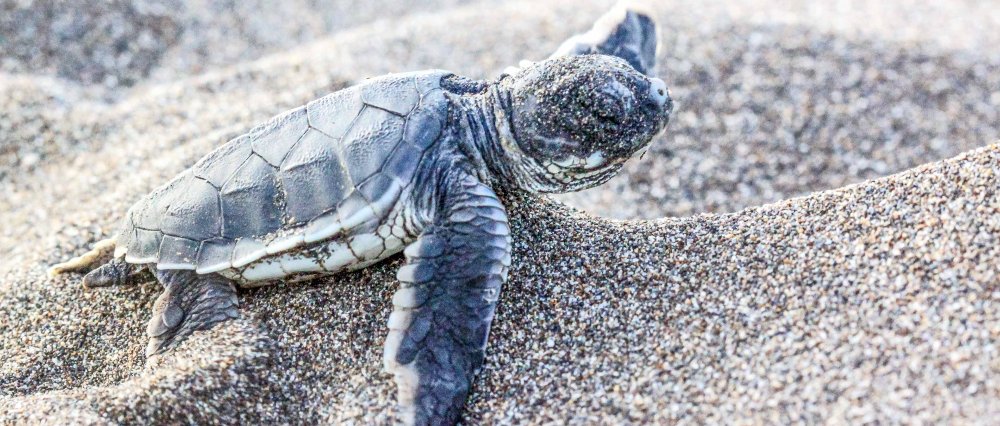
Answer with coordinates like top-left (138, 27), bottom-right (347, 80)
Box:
top-left (648, 77), bottom-right (672, 112)
top-left (646, 77), bottom-right (672, 134)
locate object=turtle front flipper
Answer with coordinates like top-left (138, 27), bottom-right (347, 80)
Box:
top-left (145, 269), bottom-right (240, 357)
top-left (549, 3), bottom-right (659, 76)
top-left (384, 170), bottom-right (511, 425)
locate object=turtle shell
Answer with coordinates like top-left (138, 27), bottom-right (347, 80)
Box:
top-left (114, 70), bottom-right (452, 274)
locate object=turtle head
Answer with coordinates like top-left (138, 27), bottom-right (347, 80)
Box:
top-left (496, 54), bottom-right (672, 193)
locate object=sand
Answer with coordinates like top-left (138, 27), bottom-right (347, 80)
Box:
top-left (1, 0), bottom-right (998, 424)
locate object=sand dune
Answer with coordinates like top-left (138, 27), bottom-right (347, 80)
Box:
top-left (1, 0), bottom-right (998, 423)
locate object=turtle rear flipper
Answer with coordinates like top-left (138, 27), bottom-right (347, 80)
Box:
top-left (146, 269), bottom-right (240, 357)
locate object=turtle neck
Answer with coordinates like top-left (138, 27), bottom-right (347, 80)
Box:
top-left (452, 83), bottom-right (548, 191)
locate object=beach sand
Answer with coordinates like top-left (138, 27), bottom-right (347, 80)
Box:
top-left (1, 0), bottom-right (998, 423)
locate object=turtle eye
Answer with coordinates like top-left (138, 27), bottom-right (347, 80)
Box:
top-left (594, 95), bottom-right (627, 124)
top-left (594, 80), bottom-right (635, 124)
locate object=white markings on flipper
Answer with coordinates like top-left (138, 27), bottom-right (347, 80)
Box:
top-left (384, 332), bottom-right (420, 425)
top-left (396, 264), bottom-right (421, 283)
top-left (387, 310), bottom-right (412, 330)
top-left (384, 284), bottom-right (422, 426)
top-left (403, 234), bottom-right (445, 258)
top-left (391, 287), bottom-right (425, 308)
top-left (384, 241), bottom-right (428, 419)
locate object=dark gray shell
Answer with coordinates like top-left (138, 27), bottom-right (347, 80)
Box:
top-left (114, 70), bottom-right (451, 273)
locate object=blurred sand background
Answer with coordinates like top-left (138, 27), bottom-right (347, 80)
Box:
top-left (1, 0), bottom-right (998, 423)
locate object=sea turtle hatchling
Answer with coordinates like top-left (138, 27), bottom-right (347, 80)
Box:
top-left (50, 6), bottom-right (672, 425)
